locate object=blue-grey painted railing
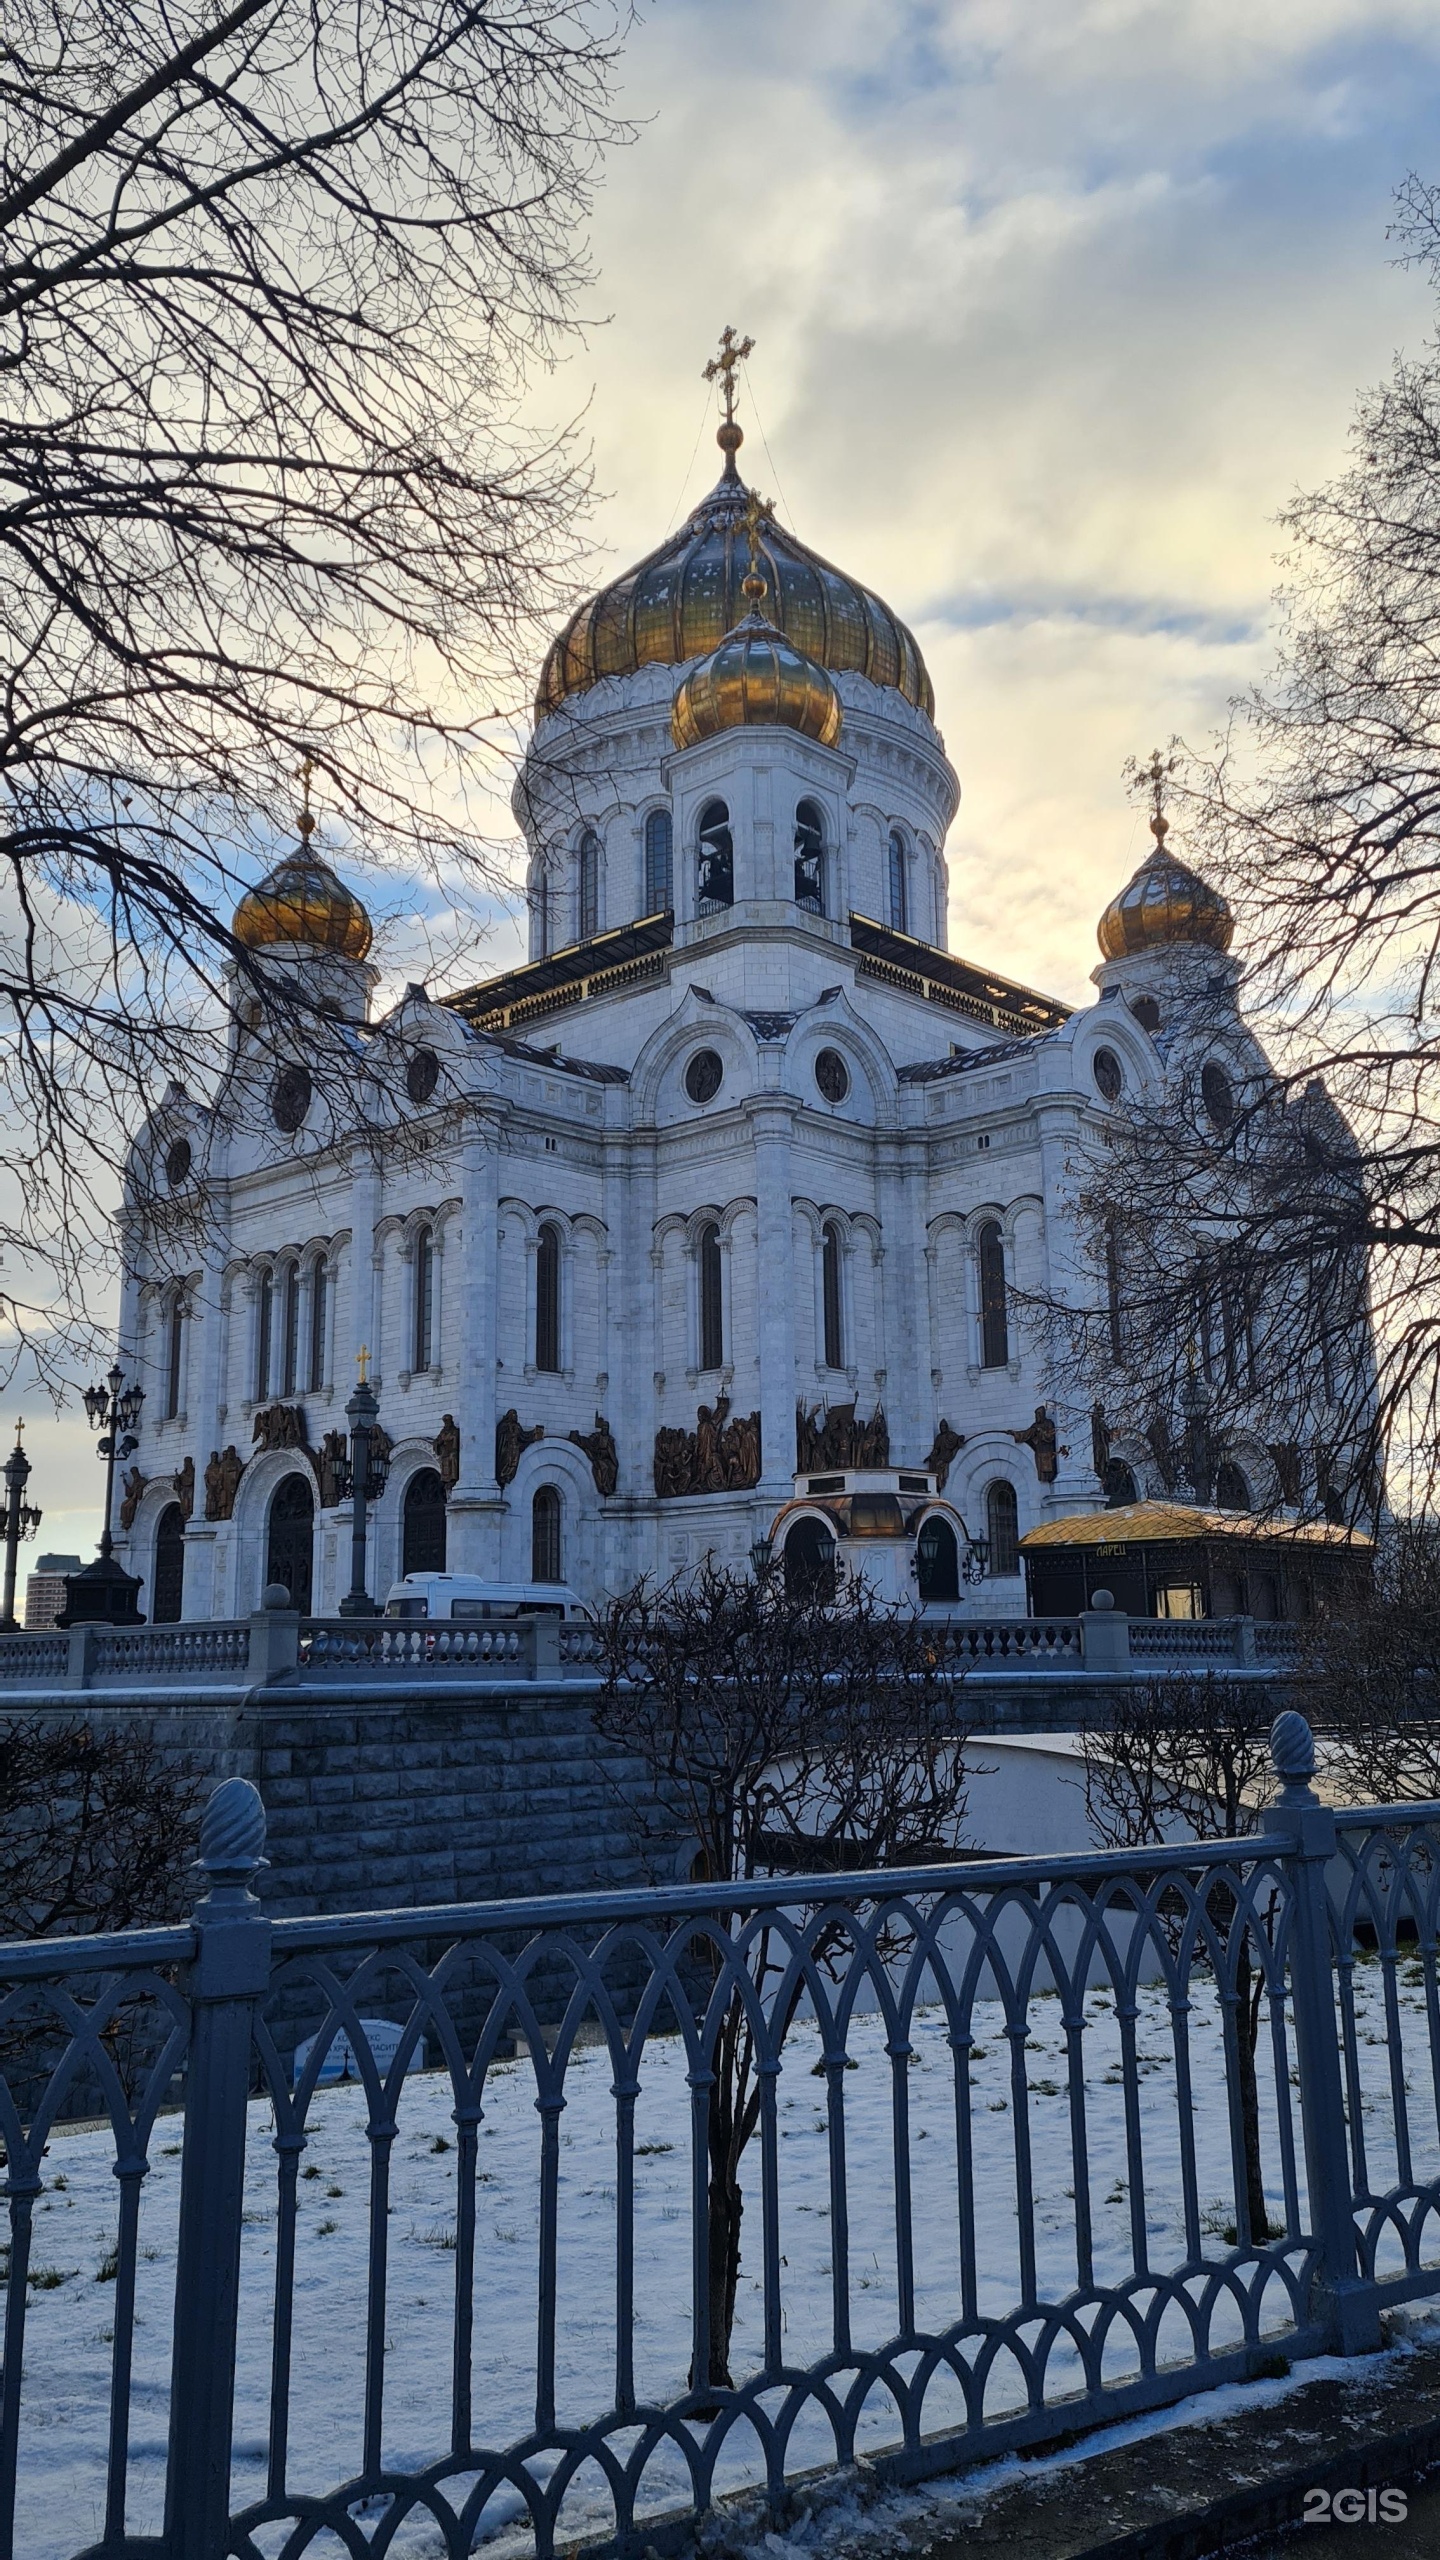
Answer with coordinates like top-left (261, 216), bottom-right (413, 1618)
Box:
top-left (4, 1713), bottom-right (1436, 2560)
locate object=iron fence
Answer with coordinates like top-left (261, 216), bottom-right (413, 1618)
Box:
top-left (3, 1712), bottom-right (1438, 2560)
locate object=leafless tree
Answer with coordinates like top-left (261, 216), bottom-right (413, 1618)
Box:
top-left (1059, 178), bottom-right (1440, 1526)
top-left (1301, 1521), bottom-right (1440, 1802)
top-left (1081, 1675), bottom-right (1276, 2243)
top-left (591, 1560), bottom-right (973, 2393)
top-left (0, 0), bottom-right (629, 1376)
top-left (0, 1715), bottom-right (204, 1938)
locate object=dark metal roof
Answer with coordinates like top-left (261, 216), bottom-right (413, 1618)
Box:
top-left (899, 1036), bottom-right (1042, 1086)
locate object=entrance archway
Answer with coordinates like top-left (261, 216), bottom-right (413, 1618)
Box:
top-left (152, 1502), bottom-right (186, 1623)
top-left (916, 1515), bottom-right (960, 1602)
top-left (266, 1473), bottom-right (314, 1612)
top-left (783, 1516), bottom-right (837, 1602)
top-left (402, 1468), bottom-right (447, 1575)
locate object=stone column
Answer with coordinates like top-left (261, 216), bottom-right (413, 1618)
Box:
top-left (877, 1129), bottom-right (929, 1468)
top-left (444, 1105), bottom-right (507, 1573)
top-left (751, 1096), bottom-right (798, 1502)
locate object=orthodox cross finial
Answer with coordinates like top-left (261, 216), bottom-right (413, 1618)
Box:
top-left (703, 325), bottom-right (755, 424)
top-left (356, 1344), bottom-right (370, 1384)
top-left (295, 752), bottom-right (317, 844)
top-left (704, 326), bottom-right (755, 480)
top-left (1143, 746), bottom-right (1177, 845)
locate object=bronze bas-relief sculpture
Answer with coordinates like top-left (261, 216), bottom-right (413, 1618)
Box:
top-left (204, 1446), bottom-right (246, 1522)
top-left (654, 1395), bottom-right (761, 1497)
top-left (569, 1414), bottom-right (619, 1497)
top-left (495, 1408), bottom-right (544, 1488)
top-left (795, 1401), bottom-right (889, 1472)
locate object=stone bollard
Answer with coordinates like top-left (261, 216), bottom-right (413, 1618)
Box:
top-left (247, 1584), bottom-right (301, 1685)
top-left (1079, 1586), bottom-right (1131, 1673)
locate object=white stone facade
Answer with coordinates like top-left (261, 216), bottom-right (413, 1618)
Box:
top-left (113, 510), bottom-right (1305, 1622)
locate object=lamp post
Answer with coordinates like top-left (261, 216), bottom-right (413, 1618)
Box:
top-left (60, 1362), bottom-right (146, 1625)
top-left (0, 1423), bottom-right (42, 1630)
top-left (338, 1348), bottom-right (389, 1618)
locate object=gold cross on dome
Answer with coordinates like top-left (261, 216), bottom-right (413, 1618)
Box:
top-left (703, 325), bottom-right (755, 424)
top-left (742, 487), bottom-right (769, 579)
top-left (294, 751), bottom-right (316, 842)
top-left (1143, 746), bottom-right (1177, 844)
top-left (356, 1344), bottom-right (370, 1383)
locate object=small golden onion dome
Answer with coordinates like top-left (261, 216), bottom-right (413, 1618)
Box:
top-left (232, 853), bottom-right (373, 960)
top-left (537, 423), bottom-right (932, 723)
top-left (1097, 809), bottom-right (1233, 961)
top-left (672, 606), bottom-right (843, 752)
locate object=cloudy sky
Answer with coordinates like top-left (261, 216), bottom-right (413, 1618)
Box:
top-left (26, 0), bottom-right (1440, 1559)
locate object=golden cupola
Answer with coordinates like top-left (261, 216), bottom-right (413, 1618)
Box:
top-left (232, 765), bottom-right (373, 961)
top-left (536, 332), bottom-right (933, 724)
top-left (1097, 755), bottom-right (1233, 961)
top-left (672, 504), bottom-right (843, 751)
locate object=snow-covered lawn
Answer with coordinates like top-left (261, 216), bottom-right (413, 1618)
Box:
top-left (10, 1952), bottom-right (1440, 2558)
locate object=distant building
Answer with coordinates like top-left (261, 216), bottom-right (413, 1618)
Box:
top-left (25, 1554), bottom-right (83, 1630)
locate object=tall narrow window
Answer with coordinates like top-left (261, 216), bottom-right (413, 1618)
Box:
top-left (535, 1222), bottom-right (561, 1372)
top-left (413, 1226), bottom-right (435, 1372)
top-left (794, 800), bottom-right (825, 913)
top-left (977, 1221), bottom-right (1009, 1368)
top-left (534, 869), bottom-right (550, 959)
top-left (1105, 1220), bottom-right (1123, 1364)
top-left (821, 1221), bottom-right (844, 1368)
top-left (281, 1264), bottom-right (300, 1396)
top-left (308, 1259), bottom-right (327, 1393)
top-left (698, 1221), bottom-right (723, 1371)
top-left (532, 1484), bottom-right (562, 1583)
top-left (644, 808), bottom-right (673, 914)
top-left (887, 829), bottom-right (908, 934)
top-left (578, 830), bottom-right (600, 940)
top-left (256, 1269), bottom-right (274, 1401)
top-left (986, 1480), bottom-right (1019, 1576)
top-left (165, 1296), bottom-right (184, 1420)
top-left (697, 800), bottom-right (733, 912)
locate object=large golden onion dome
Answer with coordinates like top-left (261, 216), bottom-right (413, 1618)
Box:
top-left (536, 419), bottom-right (933, 723)
top-left (1098, 805), bottom-right (1233, 962)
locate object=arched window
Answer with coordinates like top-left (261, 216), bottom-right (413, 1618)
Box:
top-left (152, 1502), bottom-right (186, 1623)
top-left (534, 869), bottom-right (550, 959)
top-left (535, 1222), bottom-right (561, 1372)
top-left (255, 1268), bottom-right (274, 1400)
top-left (794, 800), bottom-right (825, 913)
top-left (578, 829), bottom-right (600, 940)
top-left (281, 1264), bottom-right (300, 1397)
top-left (644, 808), bottom-right (673, 914)
top-left (1215, 1461), bottom-right (1251, 1513)
top-left (265, 1473), bottom-right (314, 1612)
top-left (985, 1480), bottom-right (1019, 1577)
top-left (784, 1516), bottom-right (836, 1602)
top-left (821, 1221), bottom-right (844, 1369)
top-left (887, 829), bottom-right (908, 934)
top-left (403, 1467), bottom-right (447, 1574)
top-left (698, 1220), bottom-right (724, 1371)
top-left (697, 800), bottom-right (733, 912)
top-left (308, 1259), bottom-right (328, 1393)
top-left (916, 1515), bottom-right (959, 1603)
top-left (1104, 1460), bottom-right (1138, 1508)
top-left (977, 1221), bottom-right (1009, 1368)
top-left (164, 1295), bottom-right (185, 1420)
top-left (532, 1484), bottom-right (562, 1584)
top-left (413, 1226), bottom-right (435, 1373)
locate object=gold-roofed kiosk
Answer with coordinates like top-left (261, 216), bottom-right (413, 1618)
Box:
top-left (536, 327), bottom-right (933, 723)
top-left (1021, 1501), bottom-right (1372, 1624)
top-left (233, 757), bottom-right (373, 960)
top-left (1097, 750), bottom-right (1233, 960)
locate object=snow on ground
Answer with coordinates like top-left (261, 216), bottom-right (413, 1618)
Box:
top-left (10, 1950), bottom-right (1440, 2557)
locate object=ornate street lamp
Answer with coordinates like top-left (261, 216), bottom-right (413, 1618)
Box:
top-left (336, 1348), bottom-right (390, 1618)
top-left (59, 1362), bottom-right (146, 1626)
top-left (0, 1423), bottom-right (42, 1630)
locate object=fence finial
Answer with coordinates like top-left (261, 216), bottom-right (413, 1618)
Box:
top-left (1270, 1709), bottom-right (1317, 1801)
top-left (198, 1776), bottom-right (268, 1890)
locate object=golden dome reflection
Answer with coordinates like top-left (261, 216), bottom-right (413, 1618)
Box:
top-left (537, 423), bottom-right (933, 725)
top-left (1097, 847), bottom-right (1234, 961)
top-left (232, 854), bottom-right (373, 960)
top-left (672, 611), bottom-right (844, 751)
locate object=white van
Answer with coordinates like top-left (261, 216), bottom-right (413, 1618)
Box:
top-left (382, 1572), bottom-right (585, 1623)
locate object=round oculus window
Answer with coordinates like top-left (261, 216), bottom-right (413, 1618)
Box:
top-left (164, 1137), bottom-right (193, 1187)
top-left (815, 1048), bottom-right (850, 1105)
top-left (406, 1047), bottom-right (440, 1105)
top-left (1201, 1060), bottom-right (1235, 1131)
top-left (272, 1062), bottom-right (313, 1133)
top-left (1092, 1046), bottom-right (1123, 1102)
top-left (684, 1048), bottom-right (724, 1105)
